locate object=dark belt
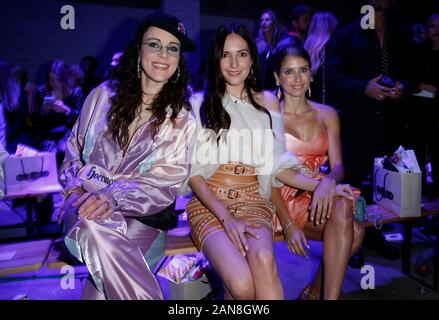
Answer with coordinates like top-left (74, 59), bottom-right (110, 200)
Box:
top-left (133, 202), bottom-right (179, 231)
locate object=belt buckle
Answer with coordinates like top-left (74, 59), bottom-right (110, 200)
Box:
top-left (234, 165), bottom-right (245, 175)
top-left (227, 189), bottom-right (239, 199)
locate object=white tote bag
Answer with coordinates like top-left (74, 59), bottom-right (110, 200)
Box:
top-left (3, 152), bottom-right (63, 198)
top-left (373, 164), bottom-right (422, 217)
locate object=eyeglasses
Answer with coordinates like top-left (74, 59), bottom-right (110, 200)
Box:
top-left (141, 41), bottom-right (181, 57)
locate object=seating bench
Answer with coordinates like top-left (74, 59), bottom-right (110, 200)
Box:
top-left (164, 200), bottom-right (439, 290)
top-left (0, 239), bottom-right (52, 276)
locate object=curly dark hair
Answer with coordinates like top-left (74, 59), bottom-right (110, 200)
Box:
top-left (200, 24), bottom-right (272, 137)
top-left (107, 20), bottom-right (191, 150)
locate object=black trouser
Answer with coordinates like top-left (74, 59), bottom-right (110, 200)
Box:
top-left (431, 97), bottom-right (439, 190)
top-left (406, 95), bottom-right (437, 188)
top-left (340, 98), bottom-right (409, 201)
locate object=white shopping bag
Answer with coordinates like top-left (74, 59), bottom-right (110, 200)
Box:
top-left (3, 152), bottom-right (63, 198)
top-left (373, 164), bottom-right (422, 217)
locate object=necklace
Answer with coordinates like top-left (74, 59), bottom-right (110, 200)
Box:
top-left (133, 103), bottom-right (153, 131)
top-left (132, 112), bottom-right (143, 132)
top-left (230, 92), bottom-right (248, 104)
top-left (123, 112), bottom-right (143, 157)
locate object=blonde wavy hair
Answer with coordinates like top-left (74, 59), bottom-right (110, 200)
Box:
top-left (304, 12), bottom-right (338, 75)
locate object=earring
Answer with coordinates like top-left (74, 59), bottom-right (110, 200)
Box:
top-left (137, 62), bottom-right (141, 79)
top-left (170, 66), bottom-right (180, 84)
top-left (308, 78), bottom-right (313, 96)
top-left (275, 80), bottom-right (282, 100)
top-left (248, 68), bottom-right (254, 79)
top-left (276, 86), bottom-right (282, 101)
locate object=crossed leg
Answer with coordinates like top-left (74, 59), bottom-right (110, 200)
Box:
top-left (302, 196), bottom-right (365, 300)
top-left (62, 208), bottom-right (164, 300)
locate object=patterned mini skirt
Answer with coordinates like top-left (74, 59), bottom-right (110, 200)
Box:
top-left (187, 163), bottom-right (275, 251)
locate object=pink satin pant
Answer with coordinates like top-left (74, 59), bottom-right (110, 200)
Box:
top-left (62, 208), bottom-right (165, 300)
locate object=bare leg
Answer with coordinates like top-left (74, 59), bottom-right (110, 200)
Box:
top-left (322, 197), bottom-right (354, 299)
top-left (351, 220), bottom-right (365, 255)
top-left (246, 225), bottom-right (284, 299)
top-left (303, 218), bottom-right (365, 299)
top-left (202, 231), bottom-right (256, 300)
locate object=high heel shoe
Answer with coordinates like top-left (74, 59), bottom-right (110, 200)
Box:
top-left (298, 284), bottom-right (320, 300)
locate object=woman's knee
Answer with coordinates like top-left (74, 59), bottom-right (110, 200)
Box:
top-left (253, 247), bottom-right (276, 270)
top-left (226, 273), bottom-right (256, 300)
top-left (329, 197), bottom-right (354, 226)
top-left (71, 218), bottom-right (102, 244)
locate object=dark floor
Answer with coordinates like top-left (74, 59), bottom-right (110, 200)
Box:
top-left (0, 196), bottom-right (438, 300)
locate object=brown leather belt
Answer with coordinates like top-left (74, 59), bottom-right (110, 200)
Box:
top-left (208, 184), bottom-right (262, 202)
top-left (217, 163), bottom-right (256, 176)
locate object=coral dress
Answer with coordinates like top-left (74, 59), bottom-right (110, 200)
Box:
top-left (274, 130), bottom-right (329, 231)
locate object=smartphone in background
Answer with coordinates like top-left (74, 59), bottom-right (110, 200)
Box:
top-left (43, 96), bottom-right (56, 104)
top-left (378, 75), bottom-right (396, 88)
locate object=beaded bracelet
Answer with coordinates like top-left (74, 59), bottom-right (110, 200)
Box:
top-left (282, 220), bottom-right (294, 237)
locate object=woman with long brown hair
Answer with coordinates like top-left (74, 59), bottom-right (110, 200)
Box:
top-left (272, 45), bottom-right (365, 300)
top-left (184, 24), bottom-right (355, 300)
top-left (58, 11), bottom-right (197, 300)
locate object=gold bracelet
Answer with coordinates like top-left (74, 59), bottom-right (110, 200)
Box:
top-left (282, 220), bottom-right (294, 236)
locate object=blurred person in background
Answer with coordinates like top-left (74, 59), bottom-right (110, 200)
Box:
top-left (4, 63), bottom-right (38, 153)
top-left (411, 13), bottom-right (439, 194)
top-left (326, 0), bottom-right (418, 261)
top-left (255, 9), bottom-right (285, 90)
top-left (70, 64), bottom-right (85, 89)
top-left (412, 23), bottom-right (428, 47)
top-left (287, 4), bottom-right (313, 43)
top-left (33, 59), bottom-right (85, 161)
top-left (102, 51), bottom-right (123, 80)
top-left (0, 61), bottom-right (21, 151)
top-left (304, 12), bottom-right (338, 105)
top-left (80, 56), bottom-right (101, 97)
